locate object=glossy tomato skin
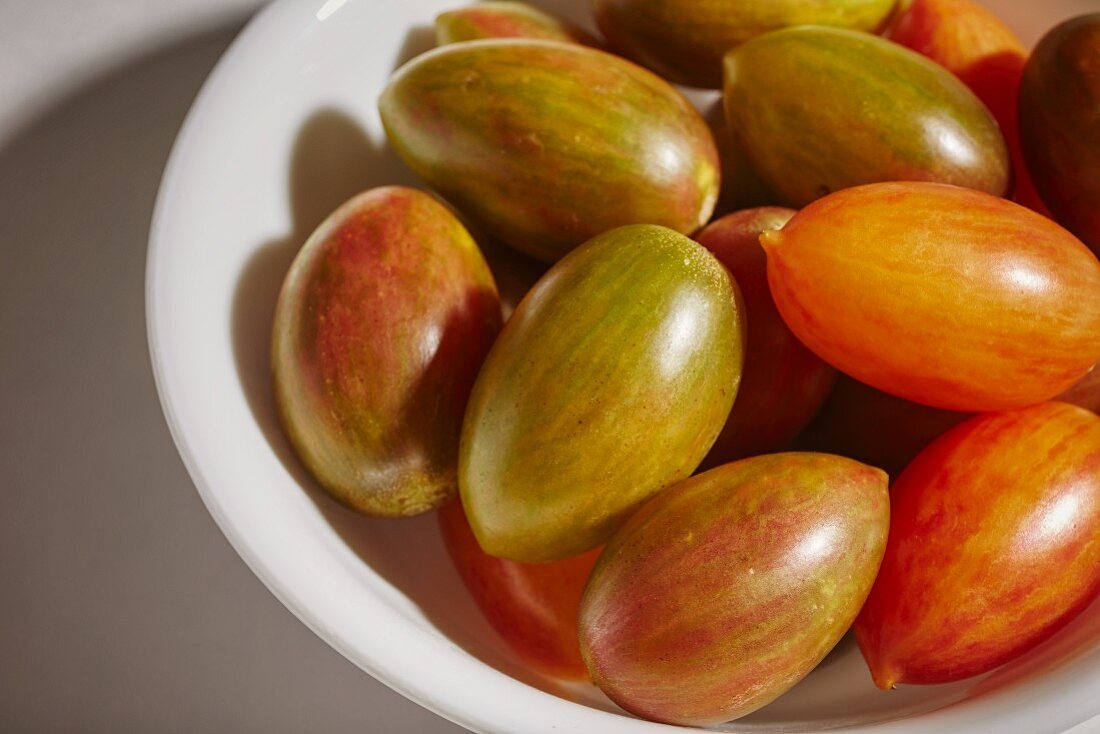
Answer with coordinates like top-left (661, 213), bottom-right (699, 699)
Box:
top-left (724, 26), bottom-right (1009, 208)
top-left (579, 453), bottom-right (889, 725)
top-left (1019, 14), bottom-right (1100, 253)
top-left (763, 182), bottom-right (1100, 412)
top-left (886, 0), bottom-right (1047, 212)
top-left (272, 187), bottom-right (501, 516)
top-left (379, 40), bottom-right (719, 263)
top-left (460, 224), bottom-right (743, 562)
top-left (438, 500), bottom-right (600, 680)
top-left (695, 208), bottom-right (836, 466)
top-left (855, 402), bottom-right (1100, 688)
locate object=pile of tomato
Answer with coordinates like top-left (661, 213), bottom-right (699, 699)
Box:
top-left (269, 0), bottom-right (1100, 725)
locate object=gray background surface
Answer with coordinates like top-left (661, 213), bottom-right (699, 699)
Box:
top-left (0, 1), bottom-right (1097, 733)
top-left (0, 1), bottom-right (466, 731)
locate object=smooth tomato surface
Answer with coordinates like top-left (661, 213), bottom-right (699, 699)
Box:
top-left (855, 402), bottom-right (1100, 687)
top-left (764, 182), bottom-right (1100, 412)
top-left (886, 0), bottom-right (1048, 212)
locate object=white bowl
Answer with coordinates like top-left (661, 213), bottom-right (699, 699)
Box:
top-left (146, 1), bottom-right (1100, 731)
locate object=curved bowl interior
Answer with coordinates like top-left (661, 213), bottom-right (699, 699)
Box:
top-left (146, 1), bottom-right (1100, 732)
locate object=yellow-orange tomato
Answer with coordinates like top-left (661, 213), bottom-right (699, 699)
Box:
top-left (763, 182), bottom-right (1100, 412)
top-left (438, 500), bottom-right (600, 680)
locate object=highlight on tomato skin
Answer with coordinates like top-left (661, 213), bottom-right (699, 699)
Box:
top-left (884, 0), bottom-right (1049, 213)
top-left (854, 402), bottom-right (1100, 689)
top-left (437, 499), bottom-right (600, 681)
top-left (761, 182), bottom-right (1100, 413)
top-left (379, 40), bottom-right (720, 264)
top-left (459, 225), bottom-right (743, 563)
top-left (579, 453), bottom-right (888, 725)
top-left (271, 186), bottom-right (502, 517)
top-left (723, 26), bottom-right (1010, 209)
top-left (695, 208), bottom-right (837, 467)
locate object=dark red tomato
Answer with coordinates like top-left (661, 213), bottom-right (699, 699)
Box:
top-left (695, 208), bottom-right (835, 466)
top-left (1019, 14), bottom-right (1100, 252)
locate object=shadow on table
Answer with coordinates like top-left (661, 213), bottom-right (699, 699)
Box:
top-left (0, 16), bottom-right (468, 734)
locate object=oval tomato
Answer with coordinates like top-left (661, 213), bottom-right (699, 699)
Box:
top-left (855, 402), bottom-right (1100, 687)
top-left (763, 182), bottom-right (1100, 412)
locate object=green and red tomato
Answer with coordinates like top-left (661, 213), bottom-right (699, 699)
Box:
top-left (379, 39), bottom-right (719, 262)
top-left (459, 224), bottom-right (743, 562)
top-left (271, 186), bottom-right (501, 516)
top-left (580, 453), bottom-right (889, 725)
top-left (724, 26), bottom-right (1010, 207)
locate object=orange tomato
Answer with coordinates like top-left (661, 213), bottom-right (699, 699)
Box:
top-left (763, 182), bottom-right (1100, 412)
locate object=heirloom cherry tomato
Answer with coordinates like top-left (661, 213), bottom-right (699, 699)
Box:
top-left (460, 225), bottom-right (743, 562)
top-left (379, 40), bottom-right (719, 262)
top-left (580, 453), bottom-right (888, 725)
top-left (856, 402), bottom-right (1100, 687)
top-left (272, 187), bottom-right (500, 516)
top-left (763, 182), bottom-right (1100, 412)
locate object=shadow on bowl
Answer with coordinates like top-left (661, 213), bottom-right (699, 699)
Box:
top-left (227, 25), bottom-right (576, 703)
